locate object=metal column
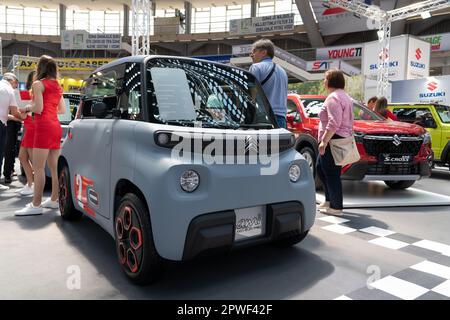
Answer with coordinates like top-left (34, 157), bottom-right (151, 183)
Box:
top-left (184, 1), bottom-right (192, 35)
top-left (251, 0), bottom-right (257, 18)
top-left (59, 4), bottom-right (67, 32)
top-left (123, 4), bottom-right (130, 37)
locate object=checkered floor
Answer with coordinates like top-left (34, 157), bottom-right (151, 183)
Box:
top-left (316, 214), bottom-right (450, 300)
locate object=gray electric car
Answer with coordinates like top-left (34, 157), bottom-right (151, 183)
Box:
top-left (58, 56), bottom-right (316, 285)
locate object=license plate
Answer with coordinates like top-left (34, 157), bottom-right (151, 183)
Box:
top-left (380, 154), bottom-right (413, 164)
top-left (234, 206), bottom-right (266, 241)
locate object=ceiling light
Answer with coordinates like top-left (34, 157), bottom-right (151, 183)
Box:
top-left (420, 11), bottom-right (431, 19)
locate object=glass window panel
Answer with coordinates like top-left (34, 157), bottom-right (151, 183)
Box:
top-left (6, 7), bottom-right (24, 34)
top-left (41, 9), bottom-right (58, 35)
top-left (0, 6), bottom-right (7, 33)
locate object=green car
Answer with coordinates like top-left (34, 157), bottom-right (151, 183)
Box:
top-left (389, 103), bottom-right (450, 168)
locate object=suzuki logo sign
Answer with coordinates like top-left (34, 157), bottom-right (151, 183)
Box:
top-left (392, 134), bottom-right (402, 146)
top-left (419, 81), bottom-right (445, 99)
top-left (415, 48), bottom-right (422, 60)
top-left (427, 81), bottom-right (438, 91)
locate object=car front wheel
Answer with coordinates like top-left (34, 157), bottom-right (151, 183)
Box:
top-left (384, 180), bottom-right (416, 189)
top-left (59, 165), bottom-right (83, 221)
top-left (115, 193), bottom-right (164, 285)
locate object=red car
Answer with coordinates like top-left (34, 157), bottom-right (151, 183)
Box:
top-left (287, 94), bottom-right (433, 189)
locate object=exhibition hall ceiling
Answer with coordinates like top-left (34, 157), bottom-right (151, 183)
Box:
top-left (1, 0), bottom-right (251, 11)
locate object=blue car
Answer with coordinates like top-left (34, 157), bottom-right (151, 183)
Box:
top-left (58, 56), bottom-right (316, 284)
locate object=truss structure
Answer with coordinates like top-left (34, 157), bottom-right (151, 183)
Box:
top-left (0, 37), bottom-right (3, 75)
top-left (131, 0), bottom-right (152, 56)
top-left (327, 0), bottom-right (450, 97)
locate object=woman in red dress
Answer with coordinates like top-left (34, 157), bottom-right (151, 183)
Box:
top-left (18, 70), bottom-right (36, 196)
top-left (16, 56), bottom-right (66, 216)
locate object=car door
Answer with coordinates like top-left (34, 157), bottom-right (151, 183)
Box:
top-left (69, 67), bottom-right (123, 219)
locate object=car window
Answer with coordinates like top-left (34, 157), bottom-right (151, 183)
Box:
top-left (146, 58), bottom-right (277, 129)
top-left (353, 102), bottom-right (384, 121)
top-left (287, 99), bottom-right (298, 114)
top-left (58, 98), bottom-right (73, 124)
top-left (435, 105), bottom-right (450, 124)
top-left (301, 97), bottom-right (383, 120)
top-left (392, 107), bottom-right (433, 124)
top-left (117, 63), bottom-right (143, 121)
top-left (84, 70), bottom-right (118, 99)
top-left (301, 99), bottom-right (324, 118)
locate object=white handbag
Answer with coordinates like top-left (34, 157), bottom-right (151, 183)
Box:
top-left (329, 136), bottom-right (361, 166)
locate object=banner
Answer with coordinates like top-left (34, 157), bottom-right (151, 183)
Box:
top-left (61, 30), bottom-right (121, 50)
top-left (306, 60), bottom-right (340, 72)
top-left (16, 58), bottom-right (115, 71)
top-left (232, 44), bottom-right (253, 56)
top-left (406, 37), bottom-right (431, 80)
top-left (311, 0), bottom-right (396, 36)
top-left (229, 14), bottom-right (294, 35)
top-left (420, 33), bottom-right (450, 52)
top-left (362, 36), bottom-right (409, 81)
top-left (391, 76), bottom-right (450, 105)
top-left (316, 44), bottom-right (363, 60)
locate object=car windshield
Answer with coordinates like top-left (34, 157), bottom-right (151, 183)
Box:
top-left (146, 58), bottom-right (277, 129)
top-left (436, 105), bottom-right (450, 124)
top-left (301, 97), bottom-right (384, 121)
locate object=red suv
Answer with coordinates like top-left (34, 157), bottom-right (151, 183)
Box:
top-left (287, 94), bottom-right (432, 189)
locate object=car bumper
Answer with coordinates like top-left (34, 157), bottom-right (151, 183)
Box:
top-left (342, 160), bottom-right (431, 181)
top-left (182, 201), bottom-right (305, 260)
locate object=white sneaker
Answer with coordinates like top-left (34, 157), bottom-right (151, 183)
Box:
top-left (42, 198), bottom-right (59, 209)
top-left (0, 184), bottom-right (9, 191)
top-left (15, 203), bottom-right (43, 216)
top-left (19, 185), bottom-right (34, 196)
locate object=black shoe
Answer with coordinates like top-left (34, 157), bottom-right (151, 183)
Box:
top-left (4, 177), bottom-right (12, 184)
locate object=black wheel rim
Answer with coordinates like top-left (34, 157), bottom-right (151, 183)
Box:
top-left (116, 204), bottom-right (143, 274)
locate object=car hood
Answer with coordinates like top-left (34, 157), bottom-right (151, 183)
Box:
top-left (354, 120), bottom-right (424, 135)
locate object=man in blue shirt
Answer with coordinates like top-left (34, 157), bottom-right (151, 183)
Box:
top-left (249, 39), bottom-right (288, 128)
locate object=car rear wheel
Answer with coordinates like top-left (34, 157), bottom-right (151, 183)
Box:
top-left (273, 230), bottom-right (309, 248)
top-left (384, 180), bottom-right (416, 189)
top-left (115, 193), bottom-right (164, 285)
top-left (59, 165), bottom-right (83, 221)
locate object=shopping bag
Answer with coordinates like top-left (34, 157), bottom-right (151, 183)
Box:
top-left (329, 136), bottom-right (360, 166)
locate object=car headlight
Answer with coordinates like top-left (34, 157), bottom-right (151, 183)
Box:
top-left (289, 164), bottom-right (301, 182)
top-left (180, 170), bottom-right (200, 192)
top-left (421, 132), bottom-right (432, 145)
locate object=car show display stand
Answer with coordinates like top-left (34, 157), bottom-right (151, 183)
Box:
top-left (316, 181), bottom-right (450, 209)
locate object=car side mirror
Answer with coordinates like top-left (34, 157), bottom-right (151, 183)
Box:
top-left (287, 112), bottom-right (301, 124)
top-left (92, 102), bottom-right (108, 119)
top-left (424, 118), bottom-right (437, 129)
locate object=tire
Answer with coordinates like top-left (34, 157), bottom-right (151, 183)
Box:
top-left (273, 230), bottom-right (309, 248)
top-left (299, 146), bottom-right (321, 188)
top-left (115, 193), bottom-right (164, 285)
top-left (384, 180), bottom-right (416, 190)
top-left (58, 165), bottom-right (83, 221)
